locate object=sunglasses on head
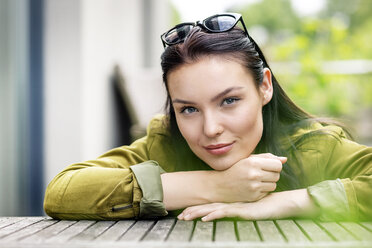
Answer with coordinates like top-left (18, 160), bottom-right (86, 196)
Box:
top-left (161, 13), bottom-right (249, 48)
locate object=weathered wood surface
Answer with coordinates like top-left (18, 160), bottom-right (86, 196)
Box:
top-left (0, 217), bottom-right (371, 247)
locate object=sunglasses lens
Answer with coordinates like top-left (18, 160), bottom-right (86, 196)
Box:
top-left (204, 15), bottom-right (237, 32)
top-left (164, 24), bottom-right (193, 45)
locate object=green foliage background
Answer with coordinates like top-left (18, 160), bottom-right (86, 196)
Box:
top-left (231, 0), bottom-right (372, 119)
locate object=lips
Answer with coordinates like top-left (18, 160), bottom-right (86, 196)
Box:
top-left (204, 142), bottom-right (234, 155)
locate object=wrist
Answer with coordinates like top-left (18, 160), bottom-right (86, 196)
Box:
top-left (161, 170), bottom-right (223, 210)
top-left (287, 189), bottom-right (320, 218)
top-left (205, 170), bottom-right (223, 203)
top-left (261, 189), bottom-right (319, 219)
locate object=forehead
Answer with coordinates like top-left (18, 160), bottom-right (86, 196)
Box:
top-left (167, 55), bottom-right (255, 96)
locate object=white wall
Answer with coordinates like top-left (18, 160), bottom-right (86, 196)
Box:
top-left (44, 0), bottom-right (84, 187)
top-left (0, 0), bottom-right (29, 215)
top-left (44, 0), bottom-right (169, 185)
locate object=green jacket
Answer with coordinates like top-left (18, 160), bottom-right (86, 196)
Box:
top-left (44, 115), bottom-right (372, 221)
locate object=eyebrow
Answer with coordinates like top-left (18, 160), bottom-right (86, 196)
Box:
top-left (172, 86), bottom-right (244, 105)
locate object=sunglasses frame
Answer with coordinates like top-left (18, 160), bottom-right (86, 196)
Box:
top-left (161, 13), bottom-right (249, 48)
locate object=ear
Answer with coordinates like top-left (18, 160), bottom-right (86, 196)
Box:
top-left (259, 68), bottom-right (273, 106)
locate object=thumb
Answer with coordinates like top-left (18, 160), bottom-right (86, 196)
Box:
top-left (277, 156), bottom-right (287, 164)
top-left (251, 153), bottom-right (287, 164)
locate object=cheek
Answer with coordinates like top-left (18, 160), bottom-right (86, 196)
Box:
top-left (231, 104), bottom-right (263, 133)
top-left (176, 117), bottom-right (200, 147)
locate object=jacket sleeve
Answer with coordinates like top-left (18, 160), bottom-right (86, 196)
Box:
top-left (44, 135), bottom-right (168, 220)
top-left (305, 131), bottom-right (372, 221)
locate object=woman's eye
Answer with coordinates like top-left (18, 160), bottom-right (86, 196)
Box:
top-left (222, 97), bottom-right (239, 106)
top-left (180, 106), bottom-right (198, 114)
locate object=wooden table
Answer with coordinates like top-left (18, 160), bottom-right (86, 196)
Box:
top-left (0, 217), bottom-right (372, 247)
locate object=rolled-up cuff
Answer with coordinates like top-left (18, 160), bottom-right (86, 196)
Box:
top-left (339, 178), bottom-right (359, 220)
top-left (130, 161), bottom-right (168, 218)
top-left (307, 179), bottom-right (351, 221)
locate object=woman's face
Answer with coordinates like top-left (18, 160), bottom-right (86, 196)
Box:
top-left (168, 56), bottom-right (273, 170)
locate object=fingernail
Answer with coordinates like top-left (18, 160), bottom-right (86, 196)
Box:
top-left (177, 213), bottom-right (183, 219)
top-left (279, 156), bottom-right (287, 162)
top-left (184, 214), bottom-right (190, 220)
top-left (201, 217), bottom-right (207, 222)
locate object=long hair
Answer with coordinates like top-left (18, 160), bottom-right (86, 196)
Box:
top-left (160, 27), bottom-right (347, 190)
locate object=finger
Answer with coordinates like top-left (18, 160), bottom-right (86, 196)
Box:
top-left (260, 158), bottom-right (283, 172)
top-left (260, 170), bottom-right (280, 182)
top-left (260, 182), bottom-right (277, 192)
top-left (201, 211), bottom-right (224, 222)
top-left (249, 153), bottom-right (275, 161)
top-left (202, 209), bottom-right (231, 222)
top-left (180, 205), bottom-right (209, 218)
top-left (278, 156), bottom-right (287, 164)
top-left (183, 208), bottom-right (213, 221)
top-left (181, 204), bottom-right (225, 221)
top-left (251, 153), bottom-right (287, 163)
top-left (178, 207), bottom-right (199, 220)
top-left (201, 204), bottom-right (245, 221)
top-left (178, 207), bottom-right (197, 220)
top-left (180, 203), bottom-right (220, 218)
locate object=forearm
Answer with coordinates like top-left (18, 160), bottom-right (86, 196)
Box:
top-left (178, 188), bottom-right (320, 221)
top-left (261, 189), bottom-right (320, 219)
top-left (161, 171), bottom-right (219, 210)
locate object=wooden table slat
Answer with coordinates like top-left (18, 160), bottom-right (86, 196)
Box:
top-left (214, 221), bottom-right (236, 241)
top-left (317, 222), bottom-right (356, 241)
top-left (256, 220), bottom-right (285, 242)
top-left (21, 220), bottom-right (77, 243)
top-left (45, 220), bottom-right (96, 243)
top-left (191, 221), bottom-right (213, 242)
top-left (118, 220), bottom-right (155, 242)
top-left (0, 217), bottom-right (371, 247)
top-left (166, 220), bottom-right (194, 242)
top-left (361, 222), bottom-right (372, 232)
top-left (236, 221), bottom-right (261, 241)
top-left (1, 219), bottom-right (57, 242)
top-left (70, 220), bottom-right (115, 242)
top-left (95, 220), bottom-right (135, 241)
top-left (295, 219), bottom-right (333, 242)
top-left (276, 220), bottom-right (310, 242)
top-left (339, 222), bottom-right (372, 241)
top-left (0, 217), bottom-right (45, 239)
top-left (143, 218), bottom-right (175, 241)
top-left (0, 217), bottom-right (25, 230)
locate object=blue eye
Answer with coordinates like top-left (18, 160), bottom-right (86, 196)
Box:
top-left (222, 97), bottom-right (239, 106)
top-left (180, 106), bottom-right (198, 114)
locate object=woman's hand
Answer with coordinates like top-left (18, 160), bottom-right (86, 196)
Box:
top-left (161, 153), bottom-right (285, 210)
top-left (213, 153), bottom-right (286, 203)
top-left (178, 189), bottom-right (319, 221)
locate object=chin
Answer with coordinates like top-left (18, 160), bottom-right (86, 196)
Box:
top-left (205, 157), bottom-right (237, 171)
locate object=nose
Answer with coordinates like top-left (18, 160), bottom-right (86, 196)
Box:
top-left (203, 112), bottom-right (223, 138)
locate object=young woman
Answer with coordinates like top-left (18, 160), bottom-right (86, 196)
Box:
top-left (44, 13), bottom-right (372, 221)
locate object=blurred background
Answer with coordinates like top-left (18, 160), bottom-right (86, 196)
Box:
top-left (0, 0), bottom-right (371, 216)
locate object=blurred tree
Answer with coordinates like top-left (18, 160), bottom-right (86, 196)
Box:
top-left (322, 0), bottom-right (372, 31)
top-left (231, 0), bottom-right (372, 119)
top-left (238, 0), bottom-right (301, 33)
top-left (169, 1), bottom-right (181, 26)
